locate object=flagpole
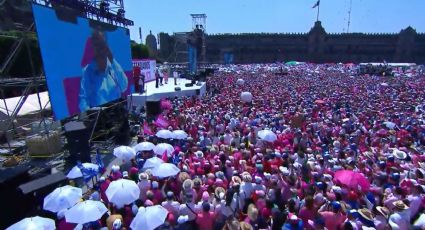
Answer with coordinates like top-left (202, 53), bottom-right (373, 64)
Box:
top-left (316, 1), bottom-right (320, 22)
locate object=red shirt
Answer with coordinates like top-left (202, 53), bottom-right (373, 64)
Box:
top-left (196, 211), bottom-right (216, 230)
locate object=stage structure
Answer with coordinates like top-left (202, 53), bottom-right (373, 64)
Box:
top-left (0, 1), bottom-right (135, 228)
top-left (0, 0), bottom-right (134, 168)
top-left (158, 14), bottom-right (207, 73)
top-left (32, 0), bottom-right (133, 27)
top-left (190, 14), bottom-right (207, 64)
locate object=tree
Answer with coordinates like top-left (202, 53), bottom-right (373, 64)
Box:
top-left (131, 40), bottom-right (150, 59)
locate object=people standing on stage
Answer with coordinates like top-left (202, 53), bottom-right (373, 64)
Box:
top-left (155, 68), bottom-right (160, 88)
top-left (174, 70), bottom-right (178, 85)
top-left (139, 74), bottom-right (145, 94)
top-left (159, 68), bottom-right (164, 86)
top-left (164, 68), bottom-right (169, 84)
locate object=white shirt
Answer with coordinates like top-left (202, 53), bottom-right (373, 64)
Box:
top-left (407, 194), bottom-right (422, 217)
top-left (224, 133), bottom-right (233, 145)
top-left (137, 180), bottom-right (151, 201)
top-left (253, 184), bottom-right (266, 193)
top-left (389, 210), bottom-right (410, 230)
top-left (179, 202), bottom-right (197, 221)
top-left (374, 215), bottom-right (389, 230)
top-left (240, 182), bottom-right (254, 200)
top-left (161, 200), bottom-right (180, 216)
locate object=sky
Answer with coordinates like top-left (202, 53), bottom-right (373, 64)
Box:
top-left (124, 0), bottom-right (425, 43)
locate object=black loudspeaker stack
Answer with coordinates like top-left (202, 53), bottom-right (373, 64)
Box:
top-left (146, 100), bottom-right (162, 117)
top-left (64, 121), bottom-right (91, 165)
top-left (175, 87), bottom-right (181, 91)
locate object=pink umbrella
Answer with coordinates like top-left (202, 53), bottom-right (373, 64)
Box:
top-left (334, 170), bottom-right (370, 192)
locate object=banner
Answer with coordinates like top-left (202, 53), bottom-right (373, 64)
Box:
top-left (188, 45), bottom-right (197, 74)
top-left (32, 4), bottom-right (133, 120)
top-left (224, 52), bottom-right (234, 64)
top-left (133, 59), bottom-right (156, 82)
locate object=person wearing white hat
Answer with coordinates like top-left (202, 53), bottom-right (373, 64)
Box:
top-left (110, 165), bottom-right (122, 180)
top-left (389, 200), bottom-right (411, 230)
top-left (239, 172), bottom-right (254, 209)
top-left (137, 173), bottom-right (151, 201)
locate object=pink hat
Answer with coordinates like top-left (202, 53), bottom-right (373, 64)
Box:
top-left (202, 191), bottom-right (209, 201)
top-left (215, 179), bottom-right (224, 186)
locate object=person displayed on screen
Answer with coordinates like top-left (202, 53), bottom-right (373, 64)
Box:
top-left (79, 30), bottom-right (128, 111)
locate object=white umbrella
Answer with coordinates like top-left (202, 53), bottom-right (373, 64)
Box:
top-left (384, 121), bottom-right (396, 129)
top-left (113, 146), bottom-right (136, 161)
top-left (43, 185), bottom-right (82, 213)
top-left (134, 141), bottom-right (155, 152)
top-left (236, 78), bottom-right (245, 85)
top-left (66, 163), bottom-right (99, 179)
top-left (156, 129), bottom-right (173, 139)
top-left (142, 157), bottom-right (164, 170)
top-left (130, 205), bottom-right (169, 230)
top-left (258, 130), bottom-right (277, 142)
top-left (241, 92), bottom-right (253, 102)
top-left (152, 163), bottom-right (180, 178)
top-left (6, 216), bottom-right (55, 230)
top-left (106, 179), bottom-right (140, 208)
top-left (153, 143), bottom-right (174, 157)
top-left (172, 130), bottom-right (188, 140)
top-left (65, 200), bottom-right (107, 224)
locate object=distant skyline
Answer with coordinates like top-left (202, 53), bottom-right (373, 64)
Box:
top-left (125, 0), bottom-right (425, 42)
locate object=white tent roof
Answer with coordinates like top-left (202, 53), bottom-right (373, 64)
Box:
top-left (0, 91), bottom-right (51, 117)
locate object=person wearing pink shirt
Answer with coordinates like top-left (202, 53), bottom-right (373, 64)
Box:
top-left (298, 196), bottom-right (317, 230)
top-left (196, 202), bottom-right (216, 230)
top-left (319, 201), bottom-right (346, 230)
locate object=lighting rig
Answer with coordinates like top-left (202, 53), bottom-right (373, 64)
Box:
top-left (32, 0), bottom-right (133, 27)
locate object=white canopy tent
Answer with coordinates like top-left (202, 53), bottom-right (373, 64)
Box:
top-left (0, 91), bottom-right (51, 117)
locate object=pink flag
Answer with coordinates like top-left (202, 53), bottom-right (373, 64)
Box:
top-left (143, 123), bottom-right (154, 135)
top-left (155, 114), bottom-right (169, 128)
top-left (161, 150), bottom-right (168, 162)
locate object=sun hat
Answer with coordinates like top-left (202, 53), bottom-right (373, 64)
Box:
top-left (358, 208), bottom-right (374, 221)
top-left (139, 173), bottom-right (149, 181)
top-left (215, 187), bottom-right (226, 199)
top-left (376, 206), bottom-right (390, 218)
top-left (393, 200), bottom-right (409, 210)
top-left (183, 179), bottom-right (194, 190)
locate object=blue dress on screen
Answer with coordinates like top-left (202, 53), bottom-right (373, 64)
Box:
top-left (79, 58), bottom-right (128, 111)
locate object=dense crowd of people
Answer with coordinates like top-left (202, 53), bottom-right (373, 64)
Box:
top-left (55, 63), bottom-right (425, 230)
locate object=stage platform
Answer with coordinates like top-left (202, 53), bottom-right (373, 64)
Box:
top-left (130, 78), bottom-right (206, 107)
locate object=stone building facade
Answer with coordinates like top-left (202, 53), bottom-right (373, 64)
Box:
top-left (158, 21), bottom-right (425, 64)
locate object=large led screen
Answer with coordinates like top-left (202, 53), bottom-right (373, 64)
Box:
top-left (32, 4), bottom-right (133, 120)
